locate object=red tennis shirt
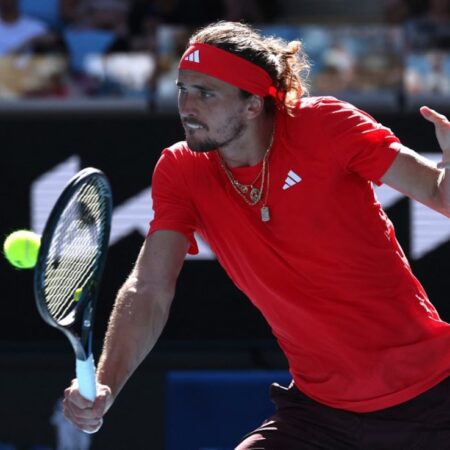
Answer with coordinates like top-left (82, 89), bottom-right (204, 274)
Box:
top-left (149, 97), bottom-right (450, 412)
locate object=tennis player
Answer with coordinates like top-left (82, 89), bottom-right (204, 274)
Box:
top-left (63, 21), bottom-right (450, 448)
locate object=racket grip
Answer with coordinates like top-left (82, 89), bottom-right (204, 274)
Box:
top-left (76, 354), bottom-right (97, 402)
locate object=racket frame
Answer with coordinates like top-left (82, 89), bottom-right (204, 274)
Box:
top-left (34, 168), bottom-right (112, 400)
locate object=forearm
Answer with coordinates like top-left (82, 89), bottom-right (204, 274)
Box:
top-left (436, 167), bottom-right (450, 217)
top-left (381, 146), bottom-right (450, 218)
top-left (63, 233), bottom-right (187, 432)
top-left (96, 274), bottom-right (174, 399)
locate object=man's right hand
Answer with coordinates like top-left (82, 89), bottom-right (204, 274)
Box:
top-left (63, 379), bottom-right (113, 434)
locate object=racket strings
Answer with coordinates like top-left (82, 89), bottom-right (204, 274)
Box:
top-left (43, 179), bottom-right (110, 322)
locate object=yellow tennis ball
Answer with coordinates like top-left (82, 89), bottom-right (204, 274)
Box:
top-left (73, 288), bottom-right (83, 302)
top-left (3, 230), bottom-right (41, 269)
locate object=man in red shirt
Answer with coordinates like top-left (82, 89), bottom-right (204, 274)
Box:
top-left (63, 21), bottom-right (450, 448)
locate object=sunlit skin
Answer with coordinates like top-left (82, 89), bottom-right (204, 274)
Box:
top-left (176, 69), bottom-right (275, 168)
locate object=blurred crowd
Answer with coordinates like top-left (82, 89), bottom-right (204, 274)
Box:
top-left (386, 0), bottom-right (450, 97)
top-left (385, 0), bottom-right (450, 49)
top-left (0, 0), bottom-right (282, 106)
top-left (0, 0), bottom-right (449, 110)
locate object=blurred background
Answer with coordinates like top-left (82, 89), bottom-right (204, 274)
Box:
top-left (1, 0), bottom-right (450, 449)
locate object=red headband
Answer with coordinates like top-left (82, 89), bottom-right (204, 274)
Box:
top-left (179, 43), bottom-right (278, 98)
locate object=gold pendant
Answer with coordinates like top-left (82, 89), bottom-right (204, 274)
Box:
top-left (261, 205), bottom-right (270, 222)
top-left (234, 181), bottom-right (248, 194)
top-left (250, 187), bottom-right (261, 203)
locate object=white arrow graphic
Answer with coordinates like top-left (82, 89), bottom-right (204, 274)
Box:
top-left (31, 158), bottom-right (214, 259)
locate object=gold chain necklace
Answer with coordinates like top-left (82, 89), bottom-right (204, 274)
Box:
top-left (226, 168), bottom-right (265, 203)
top-left (219, 132), bottom-right (274, 222)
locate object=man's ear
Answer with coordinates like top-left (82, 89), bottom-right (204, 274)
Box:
top-left (245, 95), bottom-right (265, 119)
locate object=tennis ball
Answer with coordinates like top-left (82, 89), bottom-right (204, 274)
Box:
top-left (73, 288), bottom-right (83, 302)
top-left (3, 230), bottom-right (41, 269)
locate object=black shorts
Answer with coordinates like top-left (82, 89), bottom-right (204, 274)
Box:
top-left (236, 378), bottom-right (450, 450)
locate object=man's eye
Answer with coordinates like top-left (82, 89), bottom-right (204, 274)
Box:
top-left (201, 91), bottom-right (214, 98)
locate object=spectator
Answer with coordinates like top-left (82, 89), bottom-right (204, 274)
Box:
top-left (424, 51), bottom-right (450, 93)
top-left (313, 39), bottom-right (356, 94)
top-left (404, 0), bottom-right (450, 49)
top-left (405, 51), bottom-right (450, 95)
top-left (0, 0), bottom-right (54, 54)
top-left (60, 0), bottom-right (131, 51)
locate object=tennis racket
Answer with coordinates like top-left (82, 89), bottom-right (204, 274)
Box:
top-left (34, 167), bottom-right (112, 404)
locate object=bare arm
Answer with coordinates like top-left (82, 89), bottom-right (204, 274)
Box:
top-left (97, 230), bottom-right (189, 395)
top-left (63, 230), bottom-right (189, 432)
top-left (381, 107), bottom-right (450, 217)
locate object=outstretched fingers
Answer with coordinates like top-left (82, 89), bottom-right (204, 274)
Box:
top-left (420, 106), bottom-right (449, 126)
top-left (420, 106), bottom-right (450, 167)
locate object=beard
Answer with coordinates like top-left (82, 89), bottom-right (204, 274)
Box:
top-left (184, 118), bottom-right (247, 153)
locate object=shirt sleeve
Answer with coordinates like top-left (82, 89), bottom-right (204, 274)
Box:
top-left (148, 148), bottom-right (199, 255)
top-left (319, 98), bottom-right (401, 184)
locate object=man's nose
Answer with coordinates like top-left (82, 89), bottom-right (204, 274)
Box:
top-left (178, 92), bottom-right (199, 116)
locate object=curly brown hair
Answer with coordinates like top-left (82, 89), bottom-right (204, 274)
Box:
top-left (188, 21), bottom-right (310, 116)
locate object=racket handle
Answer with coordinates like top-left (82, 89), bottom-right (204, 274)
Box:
top-left (76, 354), bottom-right (97, 402)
